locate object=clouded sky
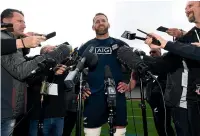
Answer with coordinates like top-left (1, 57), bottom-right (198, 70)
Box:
top-left (0, 0), bottom-right (193, 56)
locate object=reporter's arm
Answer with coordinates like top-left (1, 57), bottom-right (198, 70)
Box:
top-left (1, 51), bottom-right (46, 81)
top-left (128, 72), bottom-right (137, 91)
top-left (164, 41), bottom-right (200, 61)
top-left (142, 53), bottom-right (181, 75)
top-left (1, 39), bottom-right (17, 55)
top-left (145, 33), bottom-right (200, 60)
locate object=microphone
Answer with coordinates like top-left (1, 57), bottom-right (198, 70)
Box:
top-left (121, 30), bottom-right (161, 46)
top-left (27, 43), bottom-right (71, 78)
top-left (104, 65), bottom-right (116, 107)
top-left (104, 65), bottom-right (117, 135)
top-left (117, 46), bottom-right (155, 79)
top-left (1, 23), bottom-right (13, 28)
top-left (44, 43), bottom-right (72, 64)
top-left (64, 45), bottom-right (98, 89)
top-left (30, 58), bottom-right (56, 75)
top-left (40, 76), bottom-right (48, 96)
top-left (1, 23), bottom-right (14, 32)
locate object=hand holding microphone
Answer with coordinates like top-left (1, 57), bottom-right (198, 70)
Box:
top-left (54, 64), bottom-right (67, 75)
top-left (19, 31), bottom-right (56, 48)
top-left (145, 33), bottom-right (168, 49)
top-left (18, 35), bottom-right (46, 48)
top-left (121, 30), bottom-right (161, 46)
top-left (1, 28), bottom-right (7, 30)
top-left (166, 28), bottom-right (187, 38)
top-left (82, 83), bottom-right (91, 100)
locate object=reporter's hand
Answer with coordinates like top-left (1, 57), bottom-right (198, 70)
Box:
top-left (166, 28), bottom-right (183, 38)
top-left (196, 90), bottom-right (200, 95)
top-left (21, 35), bottom-right (46, 48)
top-left (117, 82), bottom-right (129, 93)
top-left (82, 88), bottom-right (91, 99)
top-left (55, 64), bottom-right (67, 75)
top-left (191, 42), bottom-right (200, 47)
top-left (145, 33), bottom-right (167, 49)
top-left (0, 28), bottom-right (7, 30)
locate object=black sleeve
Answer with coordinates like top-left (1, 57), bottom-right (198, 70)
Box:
top-left (143, 52), bottom-right (182, 75)
top-left (78, 40), bottom-right (94, 56)
top-left (1, 39), bottom-right (17, 55)
top-left (164, 41), bottom-right (200, 61)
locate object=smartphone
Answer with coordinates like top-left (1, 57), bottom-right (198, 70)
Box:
top-left (45, 31), bottom-right (56, 40)
top-left (157, 26), bottom-right (168, 32)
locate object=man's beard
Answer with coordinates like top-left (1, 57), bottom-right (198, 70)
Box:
top-left (95, 26), bottom-right (108, 35)
top-left (188, 12), bottom-right (196, 23)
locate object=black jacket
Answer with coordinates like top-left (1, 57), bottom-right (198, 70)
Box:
top-left (146, 74), bottom-right (167, 103)
top-left (27, 73), bottom-right (66, 120)
top-left (1, 39), bottom-right (17, 55)
top-left (164, 41), bottom-right (200, 61)
top-left (143, 53), bottom-right (200, 107)
top-left (142, 27), bottom-right (200, 107)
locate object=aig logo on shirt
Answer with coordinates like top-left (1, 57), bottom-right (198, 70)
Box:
top-left (95, 47), bottom-right (112, 54)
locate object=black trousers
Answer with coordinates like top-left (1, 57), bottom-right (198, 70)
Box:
top-left (171, 107), bottom-right (191, 136)
top-left (148, 92), bottom-right (175, 136)
top-left (62, 111), bottom-right (77, 136)
top-left (187, 100), bottom-right (200, 136)
top-left (171, 101), bottom-right (200, 136)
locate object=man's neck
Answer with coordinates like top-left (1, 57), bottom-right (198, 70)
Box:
top-left (11, 32), bottom-right (18, 38)
top-left (195, 17), bottom-right (200, 28)
top-left (96, 33), bottom-right (109, 39)
top-left (196, 22), bottom-right (200, 28)
top-left (12, 32), bottom-right (23, 38)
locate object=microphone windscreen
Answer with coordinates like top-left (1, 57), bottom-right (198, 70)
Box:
top-left (117, 46), bottom-right (142, 70)
top-left (44, 44), bottom-right (71, 64)
top-left (82, 45), bottom-right (98, 69)
top-left (104, 65), bottom-right (113, 79)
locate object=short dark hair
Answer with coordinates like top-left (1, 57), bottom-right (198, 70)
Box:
top-left (93, 13), bottom-right (108, 23)
top-left (1, 8), bottom-right (24, 23)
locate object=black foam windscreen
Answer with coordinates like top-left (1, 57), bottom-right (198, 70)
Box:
top-left (117, 46), bottom-right (142, 70)
top-left (82, 45), bottom-right (98, 69)
top-left (45, 44), bottom-right (71, 64)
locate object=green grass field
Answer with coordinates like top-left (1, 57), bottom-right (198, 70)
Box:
top-left (72, 100), bottom-right (158, 136)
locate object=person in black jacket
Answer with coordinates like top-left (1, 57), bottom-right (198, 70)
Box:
top-left (143, 2), bottom-right (200, 136)
top-left (27, 45), bottom-right (67, 136)
top-left (145, 49), bottom-right (175, 136)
